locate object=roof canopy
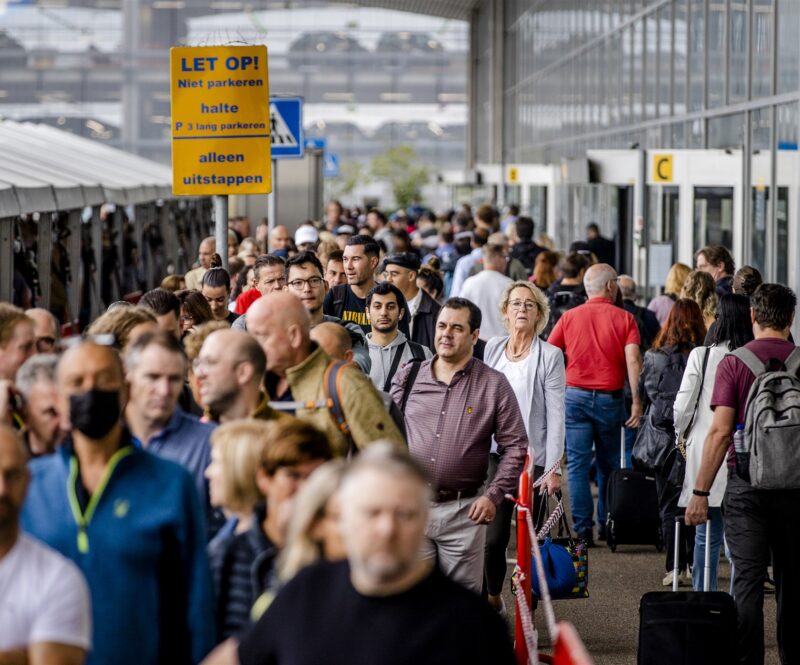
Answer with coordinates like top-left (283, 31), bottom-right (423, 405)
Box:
top-left (0, 120), bottom-right (174, 217)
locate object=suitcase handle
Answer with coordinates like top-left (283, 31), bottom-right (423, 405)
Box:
top-left (673, 517), bottom-right (713, 592)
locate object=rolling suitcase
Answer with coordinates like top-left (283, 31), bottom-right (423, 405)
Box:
top-left (605, 430), bottom-right (662, 551)
top-left (637, 518), bottom-right (737, 665)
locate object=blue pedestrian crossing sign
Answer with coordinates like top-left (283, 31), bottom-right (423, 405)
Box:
top-left (270, 97), bottom-right (303, 159)
top-left (323, 153), bottom-right (340, 178)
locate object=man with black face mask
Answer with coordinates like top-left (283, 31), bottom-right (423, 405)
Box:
top-left (20, 341), bottom-right (215, 665)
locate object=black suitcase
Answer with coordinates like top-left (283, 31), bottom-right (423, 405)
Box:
top-left (638, 519), bottom-right (737, 665)
top-left (606, 432), bottom-right (662, 551)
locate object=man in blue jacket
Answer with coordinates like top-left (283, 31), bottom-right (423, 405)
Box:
top-left (21, 340), bottom-right (215, 665)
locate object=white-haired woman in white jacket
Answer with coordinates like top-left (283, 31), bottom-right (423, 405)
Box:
top-left (483, 280), bottom-right (565, 612)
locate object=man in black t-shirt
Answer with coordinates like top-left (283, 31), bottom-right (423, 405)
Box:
top-left (236, 444), bottom-right (514, 665)
top-left (323, 235), bottom-right (380, 334)
top-left (324, 235), bottom-right (411, 337)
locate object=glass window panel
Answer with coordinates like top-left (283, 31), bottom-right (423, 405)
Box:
top-left (708, 1), bottom-right (727, 107)
top-left (689, 0), bottom-right (705, 111)
top-left (694, 187), bottom-right (734, 249)
top-left (622, 26), bottom-right (633, 124)
top-left (777, 0), bottom-right (800, 93)
top-left (689, 118), bottom-right (705, 147)
top-left (674, 0), bottom-right (688, 115)
top-left (729, 1), bottom-right (748, 103)
top-left (645, 12), bottom-right (658, 119)
top-left (658, 4), bottom-right (673, 117)
top-left (752, 0), bottom-right (773, 99)
top-left (750, 108), bottom-right (772, 275)
top-left (775, 102), bottom-right (797, 284)
top-left (708, 113), bottom-right (746, 148)
top-left (632, 19), bottom-right (644, 122)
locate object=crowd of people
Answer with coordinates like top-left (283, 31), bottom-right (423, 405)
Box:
top-left (0, 201), bottom-right (796, 665)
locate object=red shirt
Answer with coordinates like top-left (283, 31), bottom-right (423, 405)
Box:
top-left (234, 289), bottom-right (261, 315)
top-left (548, 297), bottom-right (640, 390)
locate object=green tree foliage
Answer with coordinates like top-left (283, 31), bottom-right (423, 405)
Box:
top-left (325, 160), bottom-right (367, 201)
top-left (370, 145), bottom-right (429, 209)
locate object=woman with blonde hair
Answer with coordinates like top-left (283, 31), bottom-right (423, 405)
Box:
top-left (648, 262), bottom-right (691, 325)
top-left (482, 280), bottom-right (565, 612)
top-left (86, 305), bottom-right (157, 351)
top-left (680, 270), bottom-right (718, 329)
top-left (205, 420), bottom-right (266, 544)
top-left (277, 459), bottom-right (347, 582)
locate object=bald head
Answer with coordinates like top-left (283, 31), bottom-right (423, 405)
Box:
top-left (199, 237), bottom-right (216, 269)
top-left (202, 329), bottom-right (266, 382)
top-left (25, 308), bottom-right (59, 352)
top-left (617, 275), bottom-right (636, 300)
top-left (311, 322), bottom-right (353, 362)
top-left (246, 292), bottom-right (312, 376)
top-left (196, 329), bottom-right (266, 419)
top-left (270, 225), bottom-right (291, 251)
top-left (584, 263), bottom-right (618, 297)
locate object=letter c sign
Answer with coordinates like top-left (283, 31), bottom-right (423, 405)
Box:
top-left (653, 154), bottom-right (673, 183)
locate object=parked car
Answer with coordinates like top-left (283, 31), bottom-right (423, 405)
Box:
top-left (288, 32), bottom-right (368, 68)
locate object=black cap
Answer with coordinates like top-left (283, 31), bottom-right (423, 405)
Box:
top-left (382, 252), bottom-right (421, 272)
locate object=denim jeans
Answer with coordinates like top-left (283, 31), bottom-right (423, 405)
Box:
top-left (564, 388), bottom-right (624, 534)
top-left (693, 506), bottom-right (724, 591)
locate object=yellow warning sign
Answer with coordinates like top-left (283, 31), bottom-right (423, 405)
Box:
top-left (653, 154), bottom-right (673, 183)
top-left (507, 166), bottom-right (519, 183)
top-left (170, 45), bottom-right (271, 195)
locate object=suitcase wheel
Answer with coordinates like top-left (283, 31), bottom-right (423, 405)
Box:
top-left (607, 520), bottom-right (617, 552)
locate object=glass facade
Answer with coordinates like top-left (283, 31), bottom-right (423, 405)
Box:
top-left (499, 0), bottom-right (797, 161)
top-left (482, 0), bottom-right (800, 282)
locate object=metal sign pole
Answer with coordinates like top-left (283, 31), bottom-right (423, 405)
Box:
top-left (214, 195), bottom-right (228, 269)
top-left (268, 159), bottom-right (278, 237)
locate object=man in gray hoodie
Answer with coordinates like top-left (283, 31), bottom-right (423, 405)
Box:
top-left (366, 282), bottom-right (431, 393)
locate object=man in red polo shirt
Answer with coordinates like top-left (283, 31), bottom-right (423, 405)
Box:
top-left (549, 263), bottom-right (642, 544)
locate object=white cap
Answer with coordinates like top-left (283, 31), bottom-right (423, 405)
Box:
top-left (294, 225), bottom-right (319, 246)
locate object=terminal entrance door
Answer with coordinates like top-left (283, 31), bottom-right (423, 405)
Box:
top-left (561, 184), bottom-right (633, 276)
top-left (645, 185), bottom-right (680, 300)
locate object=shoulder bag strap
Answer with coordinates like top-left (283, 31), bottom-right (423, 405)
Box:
top-left (676, 346), bottom-right (711, 440)
top-left (400, 360), bottom-right (423, 415)
top-left (783, 347), bottom-right (800, 375)
top-left (383, 342), bottom-right (408, 393)
top-left (323, 361), bottom-right (356, 455)
top-left (731, 347), bottom-right (767, 377)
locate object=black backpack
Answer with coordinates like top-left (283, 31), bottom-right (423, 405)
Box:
top-left (650, 348), bottom-right (688, 432)
top-left (541, 289), bottom-right (587, 340)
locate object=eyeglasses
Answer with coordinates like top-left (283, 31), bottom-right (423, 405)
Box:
top-left (35, 336), bottom-right (57, 353)
top-left (508, 300), bottom-right (537, 311)
top-left (288, 276), bottom-right (324, 290)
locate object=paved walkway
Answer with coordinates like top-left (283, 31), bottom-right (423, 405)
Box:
top-left (502, 483), bottom-right (779, 664)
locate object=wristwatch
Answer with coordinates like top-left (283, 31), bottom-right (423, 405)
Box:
top-left (692, 489), bottom-right (711, 497)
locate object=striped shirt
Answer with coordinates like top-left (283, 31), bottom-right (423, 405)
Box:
top-left (391, 357), bottom-right (527, 505)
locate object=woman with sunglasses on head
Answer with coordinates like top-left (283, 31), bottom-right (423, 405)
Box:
top-left (482, 280), bottom-right (566, 613)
